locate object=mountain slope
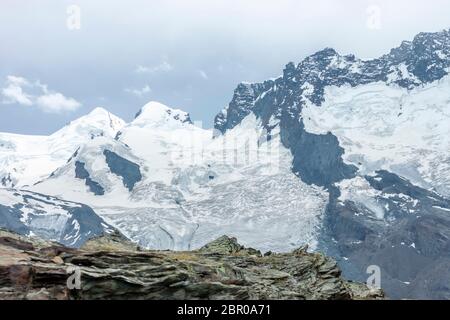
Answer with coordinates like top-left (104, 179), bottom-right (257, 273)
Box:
top-left (213, 29), bottom-right (450, 299)
top-left (0, 107), bottom-right (125, 188)
top-left (0, 188), bottom-right (114, 247)
top-left (31, 103), bottom-right (328, 253)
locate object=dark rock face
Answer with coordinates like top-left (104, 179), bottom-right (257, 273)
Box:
top-left (103, 150), bottom-right (142, 191)
top-left (0, 174), bottom-right (13, 188)
top-left (389, 32), bottom-right (450, 84)
top-left (289, 122), bottom-right (358, 187)
top-left (326, 171), bottom-right (450, 299)
top-left (0, 190), bottom-right (113, 248)
top-left (62, 205), bottom-right (112, 247)
top-left (214, 30), bottom-right (450, 186)
top-left (74, 161), bottom-right (105, 195)
top-left (214, 82), bottom-right (272, 135)
top-left (0, 232), bottom-right (383, 300)
top-left (0, 205), bottom-right (30, 235)
top-left (213, 29), bottom-right (450, 299)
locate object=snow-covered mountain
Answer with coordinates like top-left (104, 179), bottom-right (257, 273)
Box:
top-left (213, 29), bottom-right (450, 299)
top-left (0, 107), bottom-right (125, 188)
top-left (29, 101), bottom-right (328, 252)
top-left (0, 29), bottom-right (449, 299)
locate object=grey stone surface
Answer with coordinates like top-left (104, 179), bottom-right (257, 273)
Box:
top-left (75, 161), bottom-right (105, 195)
top-left (324, 171), bottom-right (450, 299)
top-left (103, 150), bottom-right (142, 191)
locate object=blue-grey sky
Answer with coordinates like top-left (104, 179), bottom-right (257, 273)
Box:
top-left (1, 0), bottom-right (449, 134)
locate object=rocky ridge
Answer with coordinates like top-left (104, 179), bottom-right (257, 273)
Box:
top-left (0, 230), bottom-right (382, 300)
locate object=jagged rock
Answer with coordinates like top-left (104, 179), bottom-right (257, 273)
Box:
top-left (0, 231), bottom-right (383, 300)
top-left (81, 231), bottom-right (140, 252)
top-left (199, 235), bottom-right (262, 257)
top-left (52, 256), bottom-right (64, 265)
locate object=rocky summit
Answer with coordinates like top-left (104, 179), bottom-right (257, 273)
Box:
top-left (0, 230), bottom-right (382, 300)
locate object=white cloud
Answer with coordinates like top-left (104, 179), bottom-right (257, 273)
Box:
top-left (198, 70), bottom-right (209, 80)
top-left (124, 84), bottom-right (151, 97)
top-left (36, 93), bottom-right (81, 113)
top-left (6, 75), bottom-right (30, 86)
top-left (1, 75), bottom-right (81, 113)
top-left (1, 78), bottom-right (33, 106)
top-left (135, 61), bottom-right (174, 74)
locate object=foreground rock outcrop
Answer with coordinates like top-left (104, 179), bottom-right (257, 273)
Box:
top-left (0, 230), bottom-right (383, 300)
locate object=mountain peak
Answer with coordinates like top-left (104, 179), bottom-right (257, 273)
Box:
top-left (132, 101), bottom-right (192, 127)
top-left (53, 107), bottom-right (125, 138)
top-left (87, 107), bottom-right (111, 117)
top-left (304, 47), bottom-right (340, 63)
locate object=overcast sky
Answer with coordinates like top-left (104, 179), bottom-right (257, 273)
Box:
top-left (1, 0), bottom-right (449, 134)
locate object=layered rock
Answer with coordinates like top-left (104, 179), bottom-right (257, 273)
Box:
top-left (0, 231), bottom-right (382, 300)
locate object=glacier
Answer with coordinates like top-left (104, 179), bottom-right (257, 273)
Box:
top-left (302, 76), bottom-right (450, 197)
top-left (29, 103), bottom-right (329, 252)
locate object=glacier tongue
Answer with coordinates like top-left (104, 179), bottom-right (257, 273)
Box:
top-left (93, 146), bottom-right (328, 252)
